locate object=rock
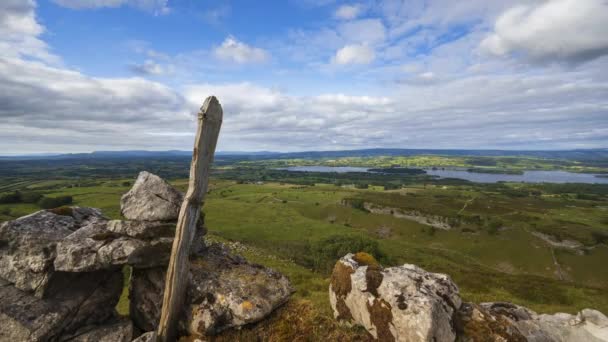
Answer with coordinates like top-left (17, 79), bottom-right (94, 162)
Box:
top-left (457, 302), bottom-right (608, 342)
top-left (0, 208), bottom-right (106, 297)
top-left (106, 220), bottom-right (175, 239)
top-left (131, 331), bottom-right (156, 342)
top-left (120, 171), bottom-right (183, 221)
top-left (54, 220), bottom-right (174, 272)
top-left (130, 243), bottom-right (293, 337)
top-left (329, 253), bottom-right (461, 342)
top-left (63, 319), bottom-right (134, 342)
top-left (0, 270), bottom-right (123, 342)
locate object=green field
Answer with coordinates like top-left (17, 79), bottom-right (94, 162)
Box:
top-left (1, 154), bottom-right (608, 339)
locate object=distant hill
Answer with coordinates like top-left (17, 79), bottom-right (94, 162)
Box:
top-left (1, 148), bottom-right (607, 162)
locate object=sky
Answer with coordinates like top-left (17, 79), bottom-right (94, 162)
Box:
top-left (0, 0), bottom-right (607, 154)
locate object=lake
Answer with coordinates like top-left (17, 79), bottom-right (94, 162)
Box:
top-left (278, 166), bottom-right (608, 184)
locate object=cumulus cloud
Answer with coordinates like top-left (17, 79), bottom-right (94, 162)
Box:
top-left (338, 19), bottom-right (386, 44)
top-left (213, 36), bottom-right (270, 64)
top-left (0, 56), bottom-right (193, 153)
top-left (333, 44), bottom-right (375, 65)
top-left (129, 60), bottom-right (173, 76)
top-left (481, 0), bottom-right (608, 64)
top-left (1, 0), bottom-right (608, 153)
top-left (334, 4), bottom-right (362, 20)
top-left (52, 0), bottom-right (169, 14)
top-left (0, 0), bottom-right (59, 64)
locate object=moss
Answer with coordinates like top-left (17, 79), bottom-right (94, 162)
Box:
top-left (47, 206), bottom-right (73, 217)
top-left (365, 266), bottom-right (384, 297)
top-left (353, 252), bottom-right (380, 267)
top-left (331, 261), bottom-right (354, 298)
top-left (366, 298), bottom-right (394, 342)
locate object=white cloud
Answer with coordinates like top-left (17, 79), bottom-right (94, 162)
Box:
top-left (481, 0), bottom-right (608, 64)
top-left (334, 4), bottom-right (362, 20)
top-left (1, 0), bottom-right (608, 153)
top-left (213, 36), bottom-right (270, 64)
top-left (52, 0), bottom-right (170, 14)
top-left (129, 60), bottom-right (173, 76)
top-left (333, 44), bottom-right (375, 65)
top-left (338, 18), bottom-right (386, 44)
top-left (0, 0), bottom-right (59, 64)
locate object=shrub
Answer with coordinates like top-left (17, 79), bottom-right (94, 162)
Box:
top-left (591, 231), bottom-right (608, 245)
top-left (346, 198), bottom-right (369, 212)
top-left (486, 220), bottom-right (503, 235)
top-left (0, 191), bottom-right (21, 204)
top-left (20, 192), bottom-right (42, 203)
top-left (308, 235), bottom-right (387, 274)
top-left (38, 195), bottom-right (73, 209)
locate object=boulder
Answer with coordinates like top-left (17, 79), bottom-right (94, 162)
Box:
top-left (54, 220), bottom-right (174, 272)
top-left (329, 253), bottom-right (461, 342)
top-left (130, 243), bottom-right (293, 337)
top-left (120, 171), bottom-right (183, 221)
top-left (131, 331), bottom-right (156, 342)
top-left (0, 270), bottom-right (123, 342)
top-left (0, 208), bottom-right (106, 297)
top-left (62, 318), bottom-right (134, 342)
top-left (457, 301), bottom-right (608, 342)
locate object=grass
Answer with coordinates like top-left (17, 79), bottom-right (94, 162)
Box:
top-left (1, 174), bottom-right (608, 339)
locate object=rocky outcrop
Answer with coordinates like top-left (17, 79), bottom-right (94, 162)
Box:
top-left (120, 171), bottom-right (183, 221)
top-left (0, 271), bottom-right (122, 341)
top-left (61, 318), bottom-right (134, 342)
top-left (329, 253), bottom-right (461, 342)
top-left (330, 253), bottom-right (608, 342)
top-left (457, 302), bottom-right (608, 342)
top-left (130, 243), bottom-right (294, 337)
top-left (342, 199), bottom-right (452, 230)
top-left (0, 207), bottom-right (106, 297)
top-left (54, 220), bottom-right (174, 272)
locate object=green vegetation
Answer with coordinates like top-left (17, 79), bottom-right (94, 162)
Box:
top-left (1, 152), bottom-right (608, 338)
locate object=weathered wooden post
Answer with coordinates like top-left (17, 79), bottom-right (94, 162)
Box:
top-left (156, 96), bottom-right (223, 342)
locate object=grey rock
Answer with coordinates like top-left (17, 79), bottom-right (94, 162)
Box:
top-left (131, 331), bottom-right (156, 342)
top-left (329, 253), bottom-right (461, 342)
top-left (0, 270), bottom-right (123, 342)
top-left (107, 220), bottom-right (175, 239)
top-left (63, 319), bottom-right (134, 342)
top-left (461, 302), bottom-right (608, 342)
top-left (54, 220), bottom-right (173, 272)
top-left (0, 208), bottom-right (105, 297)
top-left (130, 243), bottom-right (293, 337)
top-left (120, 171), bottom-right (183, 221)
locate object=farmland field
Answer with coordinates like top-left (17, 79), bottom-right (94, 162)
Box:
top-left (1, 153), bottom-right (608, 339)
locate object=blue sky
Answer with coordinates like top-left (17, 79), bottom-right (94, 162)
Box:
top-left (0, 0), bottom-right (607, 153)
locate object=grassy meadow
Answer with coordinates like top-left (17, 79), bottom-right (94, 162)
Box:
top-left (1, 154), bottom-right (608, 339)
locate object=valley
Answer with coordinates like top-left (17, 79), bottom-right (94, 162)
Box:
top-left (1, 152), bottom-right (608, 339)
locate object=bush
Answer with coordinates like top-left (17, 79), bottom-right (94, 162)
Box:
top-left (38, 195), bottom-right (73, 209)
top-left (20, 192), bottom-right (42, 203)
top-left (591, 231), bottom-right (608, 245)
top-left (345, 198), bottom-right (369, 212)
top-left (0, 191), bottom-right (21, 204)
top-left (307, 235), bottom-right (387, 274)
top-left (486, 219), bottom-right (503, 235)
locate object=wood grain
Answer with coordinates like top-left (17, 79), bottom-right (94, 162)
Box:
top-left (156, 96), bottom-right (223, 342)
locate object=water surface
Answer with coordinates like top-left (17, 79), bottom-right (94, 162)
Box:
top-left (279, 166), bottom-right (608, 184)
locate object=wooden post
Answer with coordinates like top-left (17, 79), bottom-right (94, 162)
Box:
top-left (156, 96), bottom-right (223, 342)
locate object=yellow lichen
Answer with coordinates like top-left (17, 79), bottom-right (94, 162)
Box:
top-left (353, 252), bottom-right (380, 267)
top-left (241, 300), bottom-right (254, 311)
